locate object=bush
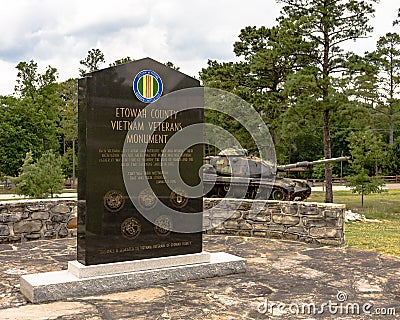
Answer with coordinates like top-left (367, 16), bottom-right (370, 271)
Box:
top-left (13, 150), bottom-right (64, 198)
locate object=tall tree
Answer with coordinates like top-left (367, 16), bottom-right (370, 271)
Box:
top-left (200, 60), bottom-right (258, 152)
top-left (15, 60), bottom-right (58, 100)
top-left (79, 48), bottom-right (105, 77)
top-left (0, 61), bottom-right (60, 176)
top-left (0, 95), bottom-right (29, 175)
top-left (202, 26), bottom-right (299, 125)
top-left (276, 0), bottom-right (377, 202)
top-left (200, 25), bottom-right (301, 156)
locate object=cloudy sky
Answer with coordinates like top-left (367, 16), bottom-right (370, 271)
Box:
top-left (0, 0), bottom-right (398, 95)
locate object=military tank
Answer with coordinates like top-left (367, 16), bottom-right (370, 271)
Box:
top-left (203, 148), bottom-right (349, 201)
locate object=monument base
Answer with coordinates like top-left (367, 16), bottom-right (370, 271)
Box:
top-left (20, 252), bottom-right (246, 303)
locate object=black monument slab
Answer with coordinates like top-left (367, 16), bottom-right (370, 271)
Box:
top-left (78, 58), bottom-right (203, 265)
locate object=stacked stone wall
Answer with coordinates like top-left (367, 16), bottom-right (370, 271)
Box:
top-left (203, 199), bottom-right (345, 246)
top-left (0, 198), bottom-right (345, 246)
top-left (0, 200), bottom-right (76, 243)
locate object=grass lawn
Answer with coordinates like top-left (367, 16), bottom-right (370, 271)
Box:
top-left (307, 189), bottom-right (400, 257)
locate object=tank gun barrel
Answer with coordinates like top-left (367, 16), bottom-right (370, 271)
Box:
top-left (277, 156), bottom-right (350, 171)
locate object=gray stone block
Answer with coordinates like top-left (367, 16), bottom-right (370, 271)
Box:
top-left (69, 252), bottom-right (211, 278)
top-left (13, 220), bottom-right (42, 234)
top-left (51, 204), bottom-right (71, 214)
top-left (20, 252), bottom-right (246, 303)
top-left (0, 225), bottom-right (10, 236)
top-left (31, 212), bottom-right (50, 220)
top-left (26, 204), bottom-right (46, 212)
top-left (272, 214), bottom-right (300, 226)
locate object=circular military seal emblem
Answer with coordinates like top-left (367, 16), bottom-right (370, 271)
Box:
top-left (133, 70), bottom-right (163, 103)
top-left (103, 190), bottom-right (125, 212)
top-left (121, 217), bottom-right (141, 240)
top-left (138, 188), bottom-right (157, 210)
top-left (169, 188), bottom-right (189, 208)
top-left (154, 215), bottom-right (173, 236)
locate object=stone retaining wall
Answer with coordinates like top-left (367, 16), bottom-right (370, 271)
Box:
top-left (0, 200), bottom-right (76, 243)
top-left (0, 198), bottom-right (345, 246)
top-left (203, 199), bottom-right (345, 246)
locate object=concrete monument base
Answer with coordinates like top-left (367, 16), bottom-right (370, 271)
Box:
top-left (20, 252), bottom-right (246, 303)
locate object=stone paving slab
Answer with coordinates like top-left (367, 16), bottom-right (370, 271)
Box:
top-left (0, 235), bottom-right (399, 319)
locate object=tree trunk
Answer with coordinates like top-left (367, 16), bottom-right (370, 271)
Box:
top-left (361, 188), bottom-right (364, 207)
top-left (72, 139), bottom-right (76, 187)
top-left (322, 18), bottom-right (332, 203)
top-left (389, 114), bottom-right (394, 146)
top-left (323, 110), bottom-right (333, 203)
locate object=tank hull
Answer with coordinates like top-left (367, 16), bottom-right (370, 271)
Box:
top-left (203, 174), bottom-right (311, 201)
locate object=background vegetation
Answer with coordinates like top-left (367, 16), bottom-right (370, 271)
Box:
top-left (0, 0), bottom-right (399, 202)
top-left (308, 189), bottom-right (400, 257)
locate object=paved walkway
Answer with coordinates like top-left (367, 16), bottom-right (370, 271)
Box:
top-left (0, 235), bottom-right (399, 319)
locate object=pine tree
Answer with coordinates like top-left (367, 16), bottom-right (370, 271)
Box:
top-left (346, 130), bottom-right (385, 206)
top-left (13, 150), bottom-right (64, 198)
top-left (276, 0), bottom-right (378, 202)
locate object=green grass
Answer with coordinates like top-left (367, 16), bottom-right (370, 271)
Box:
top-left (307, 189), bottom-right (400, 257)
top-left (345, 221), bottom-right (400, 257)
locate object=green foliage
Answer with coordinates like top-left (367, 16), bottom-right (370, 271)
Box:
top-left (201, 24), bottom-right (294, 126)
top-left (203, 89), bottom-right (260, 152)
top-left (201, 0), bottom-right (378, 203)
top-left (372, 33), bottom-right (400, 145)
top-left (346, 172), bottom-right (385, 205)
top-left (59, 78), bottom-right (78, 141)
top-left (79, 48), bottom-right (105, 77)
top-left (394, 8), bottom-right (400, 26)
top-left (14, 60), bottom-right (58, 100)
top-left (274, 98), bottom-right (324, 164)
top-left (345, 32), bottom-right (400, 146)
top-left (312, 163), bottom-right (326, 182)
top-left (58, 78), bottom-right (78, 181)
top-left (347, 130), bottom-right (385, 174)
top-left (200, 25), bottom-right (299, 157)
top-left (13, 150), bottom-right (64, 198)
top-left (109, 57), bottom-right (134, 67)
top-left (0, 60), bottom-right (61, 176)
top-left (165, 61), bottom-right (180, 71)
top-left (381, 138), bottom-right (400, 174)
top-left (276, 0), bottom-right (378, 202)
top-left (346, 130), bottom-right (385, 206)
top-left (61, 147), bottom-right (78, 178)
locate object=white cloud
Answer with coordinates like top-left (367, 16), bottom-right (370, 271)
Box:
top-left (0, 60), bottom-right (18, 94)
top-left (0, 0), bottom-right (398, 95)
